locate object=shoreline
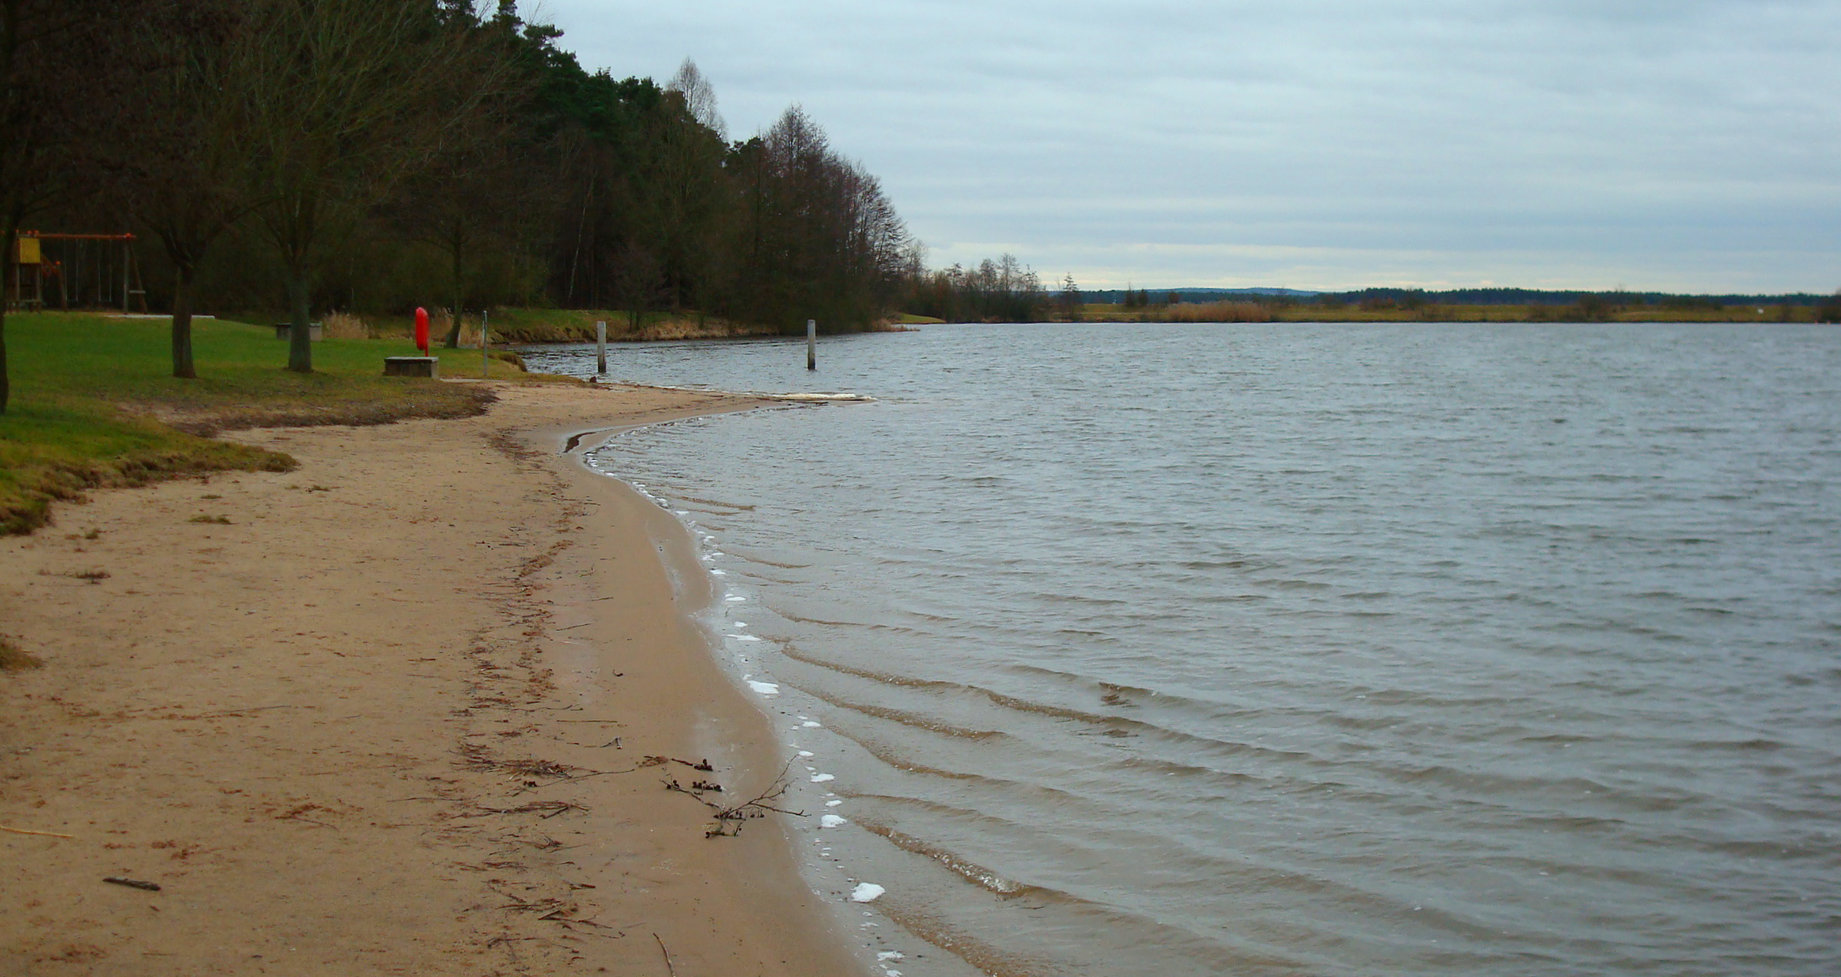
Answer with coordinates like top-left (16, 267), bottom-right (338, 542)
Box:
top-left (0, 382), bottom-right (865, 975)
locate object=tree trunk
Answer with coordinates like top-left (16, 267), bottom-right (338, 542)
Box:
top-left (0, 303), bottom-right (10, 415)
top-left (443, 234), bottom-right (464, 348)
top-left (285, 271), bottom-right (312, 373)
top-left (1, 225), bottom-right (13, 414)
top-left (171, 262), bottom-right (197, 379)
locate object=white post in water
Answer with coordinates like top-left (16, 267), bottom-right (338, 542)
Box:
top-left (807, 319), bottom-right (817, 371)
top-left (481, 309), bottom-right (490, 379)
top-left (596, 320), bottom-right (608, 374)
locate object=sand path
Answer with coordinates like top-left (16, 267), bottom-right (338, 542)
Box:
top-left (1, 382), bottom-right (862, 976)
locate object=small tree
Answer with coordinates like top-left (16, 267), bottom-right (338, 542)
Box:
top-left (1058, 273), bottom-right (1082, 320)
top-left (116, 0), bottom-right (254, 379)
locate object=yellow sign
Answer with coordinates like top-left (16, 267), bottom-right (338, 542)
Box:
top-left (15, 237), bottom-right (40, 265)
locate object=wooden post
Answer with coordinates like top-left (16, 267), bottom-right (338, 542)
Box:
top-left (596, 320), bottom-right (608, 374)
top-left (481, 309), bottom-right (490, 379)
top-left (807, 319), bottom-right (816, 371)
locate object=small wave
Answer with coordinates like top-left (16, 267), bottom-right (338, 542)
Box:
top-left (770, 391), bottom-right (874, 402)
top-left (845, 740), bottom-right (982, 780)
top-left (777, 644), bottom-right (966, 693)
top-left (1685, 737), bottom-right (1786, 752)
top-left (866, 901), bottom-right (1060, 977)
top-left (1251, 576), bottom-right (1334, 591)
top-left (722, 548), bottom-right (811, 571)
top-left (857, 821), bottom-right (1040, 898)
top-left (800, 686), bottom-right (1008, 741)
top-left (673, 493), bottom-right (755, 512)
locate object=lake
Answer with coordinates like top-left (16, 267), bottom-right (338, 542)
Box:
top-left (523, 322), bottom-right (1841, 977)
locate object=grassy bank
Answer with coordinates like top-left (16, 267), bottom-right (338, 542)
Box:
top-left (0, 312), bottom-right (528, 535)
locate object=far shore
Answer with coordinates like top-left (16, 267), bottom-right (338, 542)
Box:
top-left (0, 381), bottom-right (869, 976)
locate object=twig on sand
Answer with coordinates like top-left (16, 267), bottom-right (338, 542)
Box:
top-left (1, 824), bottom-right (75, 839)
top-left (654, 933), bottom-right (678, 976)
top-left (511, 766), bottom-right (637, 794)
top-left (639, 755), bottom-right (713, 771)
top-left (663, 759), bottom-right (805, 838)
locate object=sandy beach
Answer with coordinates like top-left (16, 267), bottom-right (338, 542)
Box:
top-left (0, 381), bottom-right (865, 976)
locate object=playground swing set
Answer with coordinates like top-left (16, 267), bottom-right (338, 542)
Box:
top-left (6, 231), bottom-right (149, 313)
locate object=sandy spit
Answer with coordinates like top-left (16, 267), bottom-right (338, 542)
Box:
top-left (0, 381), bottom-right (865, 977)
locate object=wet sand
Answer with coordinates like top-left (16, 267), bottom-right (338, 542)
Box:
top-left (0, 381), bottom-right (865, 976)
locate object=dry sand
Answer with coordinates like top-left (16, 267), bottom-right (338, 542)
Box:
top-left (0, 382), bottom-right (867, 976)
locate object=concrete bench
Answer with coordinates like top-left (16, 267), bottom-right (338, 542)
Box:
top-left (383, 356), bottom-right (438, 378)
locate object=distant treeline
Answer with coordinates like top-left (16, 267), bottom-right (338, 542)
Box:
top-left (901, 255), bottom-right (1048, 323)
top-left (904, 278), bottom-right (1841, 325)
top-left (1082, 287), bottom-right (1834, 309)
top-left (1317, 287), bottom-right (1833, 310)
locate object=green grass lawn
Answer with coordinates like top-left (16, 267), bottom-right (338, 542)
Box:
top-left (0, 312), bottom-right (527, 534)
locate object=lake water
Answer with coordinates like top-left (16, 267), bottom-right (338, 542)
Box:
top-left (521, 323), bottom-right (1841, 977)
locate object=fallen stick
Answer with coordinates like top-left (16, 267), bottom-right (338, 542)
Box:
top-left (654, 932), bottom-right (678, 977)
top-left (103, 877), bottom-right (161, 892)
top-left (1, 824), bottom-right (74, 839)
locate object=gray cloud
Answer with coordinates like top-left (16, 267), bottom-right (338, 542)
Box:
top-left (538, 0), bottom-right (1840, 291)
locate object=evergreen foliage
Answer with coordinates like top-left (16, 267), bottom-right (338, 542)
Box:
top-left (2, 0), bottom-right (919, 391)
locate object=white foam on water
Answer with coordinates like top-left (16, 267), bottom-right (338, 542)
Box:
top-left (850, 883), bottom-right (886, 903)
top-left (798, 750), bottom-right (815, 758)
top-left (821, 814), bottom-right (848, 828)
top-left (747, 680), bottom-right (780, 696)
top-left (826, 799), bottom-right (844, 807)
top-left (811, 773), bottom-right (835, 783)
top-left (878, 951), bottom-right (905, 962)
top-left (802, 720), bottom-right (823, 728)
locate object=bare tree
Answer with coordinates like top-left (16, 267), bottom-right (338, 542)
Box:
top-left (656, 59), bottom-right (729, 309)
top-left (115, 0), bottom-right (257, 379)
top-left (241, 0), bottom-right (495, 373)
top-left (667, 58), bottom-right (726, 141)
top-left (741, 106), bottom-right (911, 330)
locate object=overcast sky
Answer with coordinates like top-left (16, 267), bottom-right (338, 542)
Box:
top-left (536, 1), bottom-right (1839, 293)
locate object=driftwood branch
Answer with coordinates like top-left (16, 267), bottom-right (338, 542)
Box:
top-left (1, 824), bottom-right (75, 839)
top-left (662, 758), bottom-right (805, 837)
